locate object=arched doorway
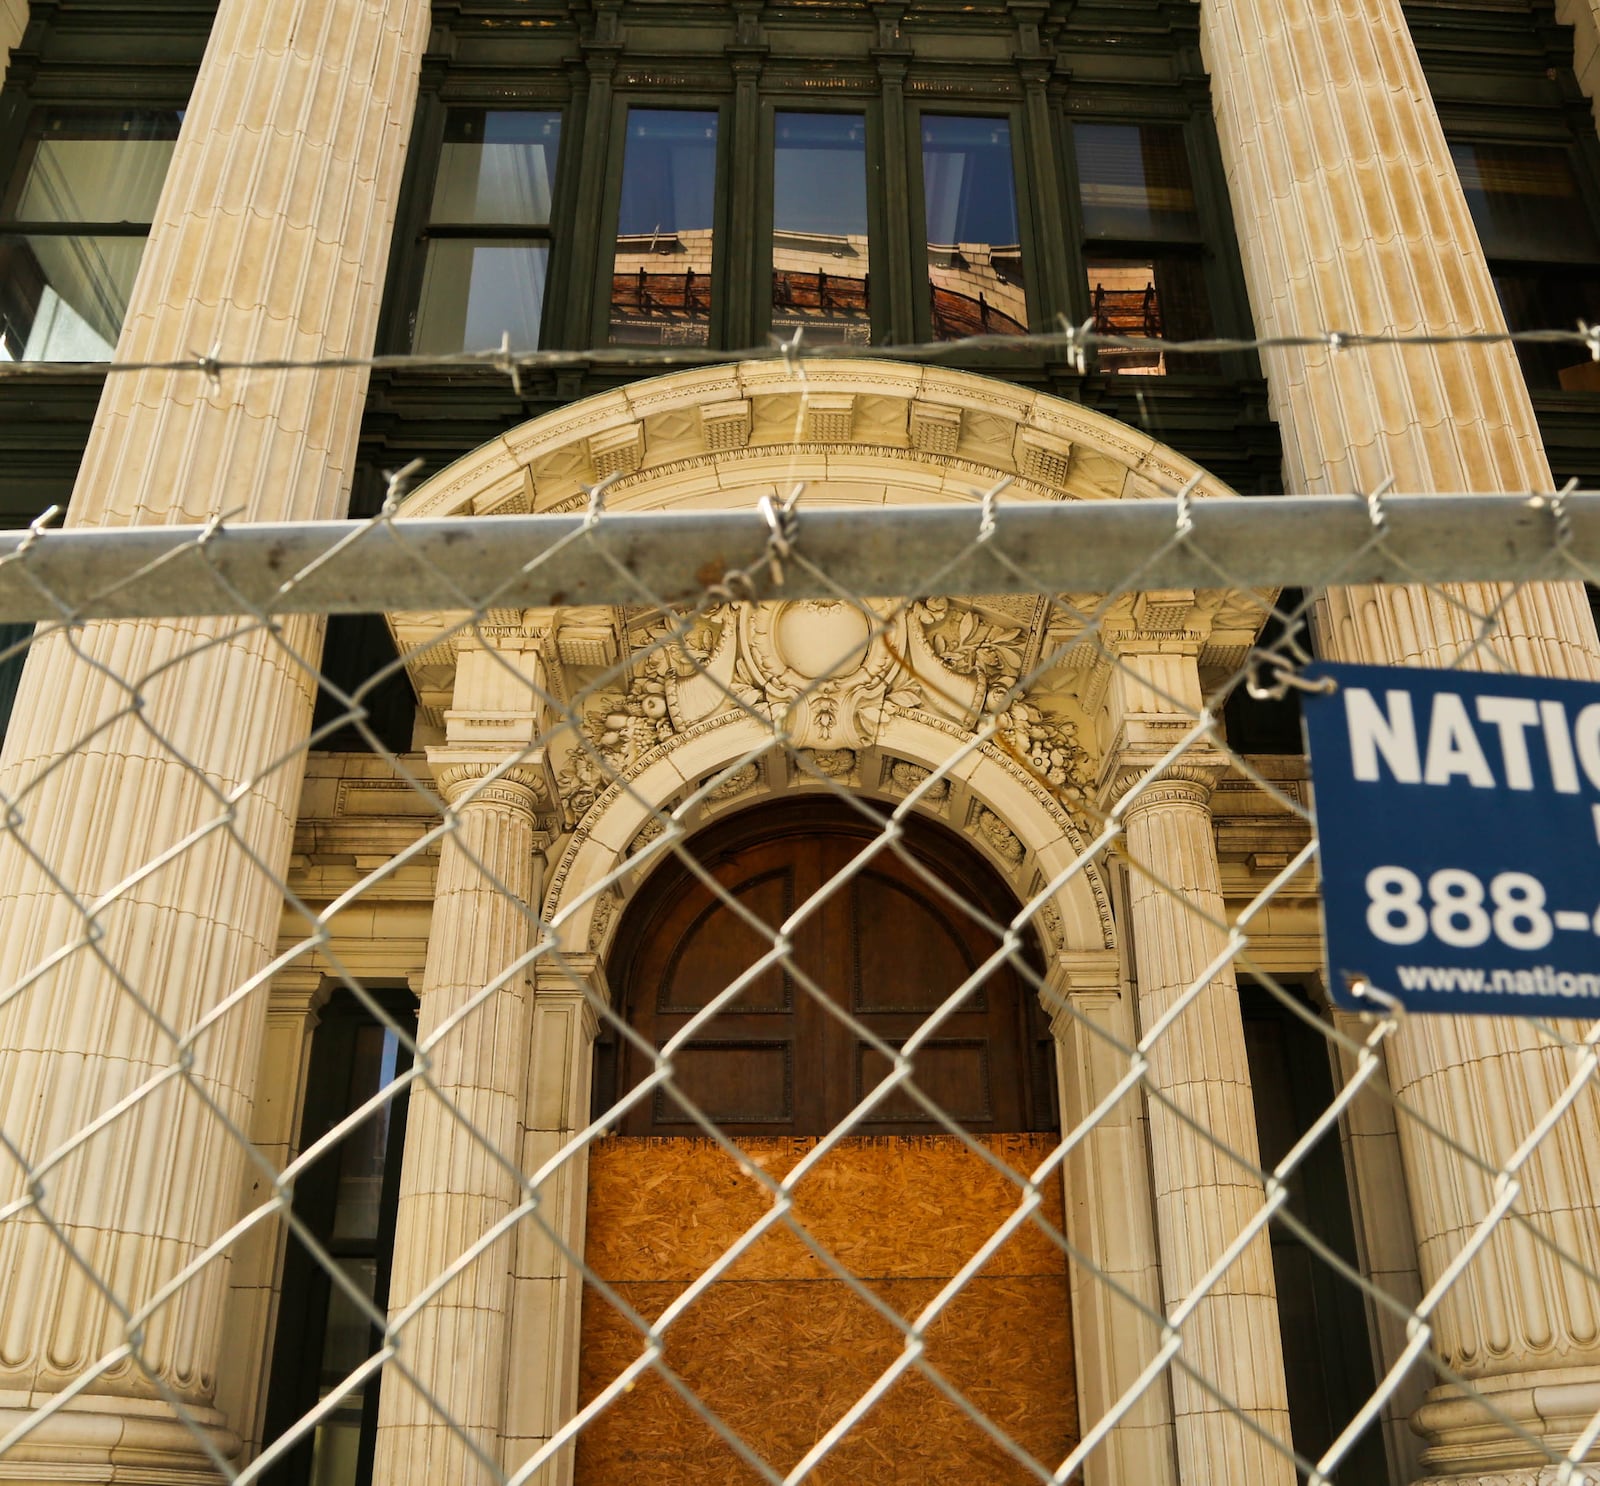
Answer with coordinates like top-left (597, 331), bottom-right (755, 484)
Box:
top-left (593, 797), bottom-right (1057, 1138)
top-left (576, 799), bottom-right (1078, 1484)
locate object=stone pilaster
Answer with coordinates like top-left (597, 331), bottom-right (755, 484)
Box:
top-left (1201, 3), bottom-right (1600, 1478)
top-left (372, 754), bottom-right (548, 1485)
top-left (0, 2), bottom-right (427, 1478)
top-left (1047, 951), bottom-right (1179, 1486)
top-left (503, 957), bottom-right (603, 1486)
top-left (1098, 626), bottom-right (1293, 1485)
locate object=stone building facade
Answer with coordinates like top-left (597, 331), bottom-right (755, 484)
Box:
top-left (2, 2), bottom-right (1600, 1484)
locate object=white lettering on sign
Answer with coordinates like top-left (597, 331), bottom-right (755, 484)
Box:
top-left (1346, 687), bottom-right (1600, 793)
top-left (1347, 689), bottom-right (1420, 783)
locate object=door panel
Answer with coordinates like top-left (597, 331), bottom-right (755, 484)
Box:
top-left (603, 799), bottom-right (1050, 1137)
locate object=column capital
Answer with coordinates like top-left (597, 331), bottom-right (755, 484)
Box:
top-left (427, 746), bottom-right (553, 815)
top-left (1040, 950), bottom-right (1124, 1037)
top-left (1097, 756), bottom-right (1228, 818)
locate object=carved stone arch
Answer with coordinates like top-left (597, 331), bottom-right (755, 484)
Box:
top-left (391, 358), bottom-right (1262, 963)
top-left (539, 709), bottom-right (1114, 963)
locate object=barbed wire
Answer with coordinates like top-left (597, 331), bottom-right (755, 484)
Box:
top-left (1, 317), bottom-right (1597, 384)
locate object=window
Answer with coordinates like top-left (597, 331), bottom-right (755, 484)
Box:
top-left (1073, 122), bottom-right (1216, 375)
top-left (366, 7), bottom-right (1282, 501)
top-left (920, 115), bottom-right (1028, 340)
top-left (608, 109), bottom-right (720, 346)
top-left (412, 110), bottom-right (562, 355)
top-left (1241, 983), bottom-right (1388, 1484)
top-left (771, 112), bottom-right (871, 346)
top-left (1449, 140), bottom-right (1600, 392)
top-left (0, 108), bottom-right (180, 361)
top-left (262, 993), bottom-right (414, 1486)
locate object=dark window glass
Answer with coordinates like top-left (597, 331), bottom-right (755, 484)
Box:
top-left (0, 109), bottom-right (181, 362)
top-left (1074, 122), bottom-right (1214, 376)
top-left (1451, 142), bottom-right (1600, 262)
top-left (262, 996), bottom-right (414, 1486)
top-left (1075, 123), bottom-right (1200, 242)
top-left (771, 112), bottom-right (870, 346)
top-left (1242, 984), bottom-right (1388, 1485)
top-left (1449, 141), bottom-right (1600, 391)
top-left (921, 115), bottom-right (1027, 340)
top-left (1224, 590), bottom-right (1310, 755)
top-left (413, 111), bottom-right (561, 355)
top-left (608, 109), bottom-right (718, 346)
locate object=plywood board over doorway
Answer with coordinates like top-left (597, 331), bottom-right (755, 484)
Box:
top-left (574, 1132), bottom-right (1078, 1484)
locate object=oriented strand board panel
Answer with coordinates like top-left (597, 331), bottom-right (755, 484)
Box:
top-left (574, 1134), bottom-right (1078, 1484)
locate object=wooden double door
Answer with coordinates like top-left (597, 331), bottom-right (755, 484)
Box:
top-left (596, 797), bottom-right (1055, 1138)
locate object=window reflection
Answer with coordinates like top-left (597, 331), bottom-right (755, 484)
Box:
top-left (771, 113), bottom-right (870, 345)
top-left (1073, 123), bottom-right (1214, 375)
top-left (429, 111), bottom-right (560, 225)
top-left (1085, 256), bottom-right (1213, 376)
top-left (263, 1000), bottom-right (412, 1486)
top-left (0, 109), bottom-right (180, 362)
top-left (921, 116), bottom-right (1027, 340)
top-left (610, 109), bottom-right (719, 345)
top-left (413, 111), bottom-right (561, 355)
top-left (1450, 141), bottom-right (1600, 390)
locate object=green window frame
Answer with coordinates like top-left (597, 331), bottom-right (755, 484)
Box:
top-left (391, 75), bottom-right (1253, 373)
top-left (760, 105), bottom-right (883, 348)
top-left (0, 106), bottom-right (182, 363)
top-left (409, 108), bottom-right (565, 357)
top-left (261, 988), bottom-right (416, 1486)
top-left (906, 104), bottom-right (1036, 344)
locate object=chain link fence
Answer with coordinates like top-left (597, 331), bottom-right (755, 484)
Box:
top-left (0, 477), bottom-right (1599, 1486)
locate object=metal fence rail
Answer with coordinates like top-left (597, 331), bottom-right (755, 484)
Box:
top-left (0, 487), bottom-right (1597, 1486)
top-left (0, 489), bottom-right (1594, 619)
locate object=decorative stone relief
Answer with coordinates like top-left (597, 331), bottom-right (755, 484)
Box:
top-left (885, 758), bottom-right (951, 803)
top-left (974, 806), bottom-right (1027, 867)
top-left (589, 422), bottom-right (644, 479)
top-left (909, 400), bottom-right (962, 455)
top-left (630, 817), bottom-right (666, 853)
top-left (800, 748), bottom-right (858, 779)
top-left (555, 612), bottom-right (620, 669)
top-left (1016, 427), bottom-right (1073, 487)
top-left (804, 393), bottom-right (855, 442)
top-left (587, 891), bottom-right (618, 951)
top-left (1037, 899), bottom-right (1064, 950)
top-left (735, 600), bottom-right (904, 750)
top-left (705, 761), bottom-right (761, 801)
top-left (700, 399), bottom-right (752, 452)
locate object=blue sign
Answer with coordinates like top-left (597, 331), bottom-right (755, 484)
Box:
top-left (1301, 661), bottom-right (1600, 1018)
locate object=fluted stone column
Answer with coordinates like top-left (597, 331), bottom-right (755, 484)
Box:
top-left (1100, 628), bottom-right (1293, 1485)
top-left (0, 1), bottom-right (25, 78)
top-left (1555, 0), bottom-right (1600, 136)
top-left (1201, 3), bottom-right (1600, 1477)
top-left (1200, 0), bottom-right (1600, 679)
top-left (0, 2), bottom-right (427, 1478)
top-left (373, 752), bottom-right (546, 1485)
top-left (1048, 952), bottom-right (1179, 1486)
